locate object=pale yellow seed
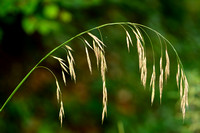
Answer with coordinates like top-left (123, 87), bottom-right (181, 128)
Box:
top-left (137, 38), bottom-right (144, 70)
top-left (134, 26), bottom-right (144, 43)
top-left (126, 36), bottom-right (130, 52)
top-left (60, 63), bottom-right (68, 74)
top-left (125, 30), bottom-right (133, 52)
top-left (159, 57), bottom-right (163, 103)
top-left (102, 81), bottom-right (107, 123)
top-left (140, 56), bottom-right (147, 88)
top-left (88, 32), bottom-right (105, 52)
top-left (93, 41), bottom-right (100, 68)
top-left (176, 63), bottom-right (180, 88)
top-left (85, 47), bottom-right (92, 74)
top-left (59, 101), bottom-right (65, 127)
top-left (100, 52), bottom-right (107, 123)
top-left (181, 94), bottom-right (186, 119)
top-left (67, 55), bottom-right (76, 81)
top-left (65, 45), bottom-right (73, 51)
top-left (165, 49), bottom-right (170, 81)
top-left (68, 51), bottom-right (75, 64)
top-left (88, 33), bottom-right (106, 46)
top-left (150, 65), bottom-right (156, 104)
top-left (126, 31), bottom-right (133, 46)
top-left (143, 57), bottom-right (147, 88)
top-left (184, 75), bottom-right (189, 107)
top-left (180, 69), bottom-right (184, 98)
top-left (56, 80), bottom-right (61, 102)
top-left (62, 70), bottom-right (66, 86)
top-left (83, 39), bottom-right (93, 50)
top-left (52, 55), bottom-right (69, 74)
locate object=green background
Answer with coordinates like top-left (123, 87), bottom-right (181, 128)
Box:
top-left (0, 0), bottom-right (199, 132)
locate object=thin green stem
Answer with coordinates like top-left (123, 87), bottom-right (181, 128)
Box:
top-left (157, 33), bottom-right (163, 57)
top-left (98, 28), bottom-right (103, 42)
top-left (37, 66), bottom-right (58, 81)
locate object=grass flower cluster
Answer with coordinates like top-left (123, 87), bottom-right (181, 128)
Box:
top-left (0, 22), bottom-right (189, 126)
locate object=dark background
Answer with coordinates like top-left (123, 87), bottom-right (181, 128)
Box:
top-left (0, 0), bottom-right (200, 133)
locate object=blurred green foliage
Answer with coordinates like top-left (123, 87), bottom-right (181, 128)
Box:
top-left (0, 0), bottom-right (200, 133)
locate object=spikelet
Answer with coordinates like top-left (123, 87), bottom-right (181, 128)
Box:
top-left (181, 94), bottom-right (186, 119)
top-left (56, 80), bottom-right (61, 102)
top-left (184, 76), bottom-right (189, 107)
top-left (85, 46), bottom-right (92, 73)
top-left (165, 49), bottom-right (170, 81)
top-left (135, 31), bottom-right (147, 88)
top-left (52, 56), bottom-right (69, 84)
top-left (136, 37), bottom-right (144, 70)
top-left (131, 27), bottom-right (139, 40)
top-left (100, 52), bottom-right (107, 84)
top-left (159, 57), bottom-right (163, 103)
top-left (83, 38), bottom-right (93, 50)
top-left (180, 69), bottom-right (184, 98)
top-left (134, 25), bottom-right (144, 43)
top-left (68, 51), bottom-right (75, 64)
top-left (176, 63), bottom-right (180, 88)
top-left (100, 51), bottom-right (108, 123)
top-left (67, 55), bottom-right (76, 81)
top-left (102, 81), bottom-right (107, 123)
top-left (141, 57), bottom-right (147, 88)
top-left (65, 45), bottom-right (73, 51)
top-left (88, 32), bottom-right (105, 52)
top-left (125, 30), bottom-right (133, 52)
top-left (93, 40), bottom-right (101, 68)
top-left (150, 65), bottom-right (156, 104)
top-left (180, 73), bottom-right (189, 120)
top-left (59, 101), bottom-right (65, 127)
top-left (62, 70), bottom-right (66, 86)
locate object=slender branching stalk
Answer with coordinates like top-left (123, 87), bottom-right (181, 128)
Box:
top-left (0, 22), bottom-right (189, 125)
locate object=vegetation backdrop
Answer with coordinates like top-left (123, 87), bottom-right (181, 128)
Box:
top-left (0, 0), bottom-right (200, 133)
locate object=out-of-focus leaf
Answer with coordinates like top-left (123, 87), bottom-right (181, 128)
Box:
top-left (22, 17), bottom-right (37, 34)
top-left (59, 11), bottom-right (72, 23)
top-left (43, 4), bottom-right (59, 19)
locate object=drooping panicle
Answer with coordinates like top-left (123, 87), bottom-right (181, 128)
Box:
top-left (85, 32), bottom-right (108, 123)
top-left (177, 65), bottom-right (189, 120)
top-left (133, 26), bottom-right (148, 88)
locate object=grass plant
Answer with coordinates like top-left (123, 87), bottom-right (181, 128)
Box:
top-left (0, 22), bottom-right (189, 126)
